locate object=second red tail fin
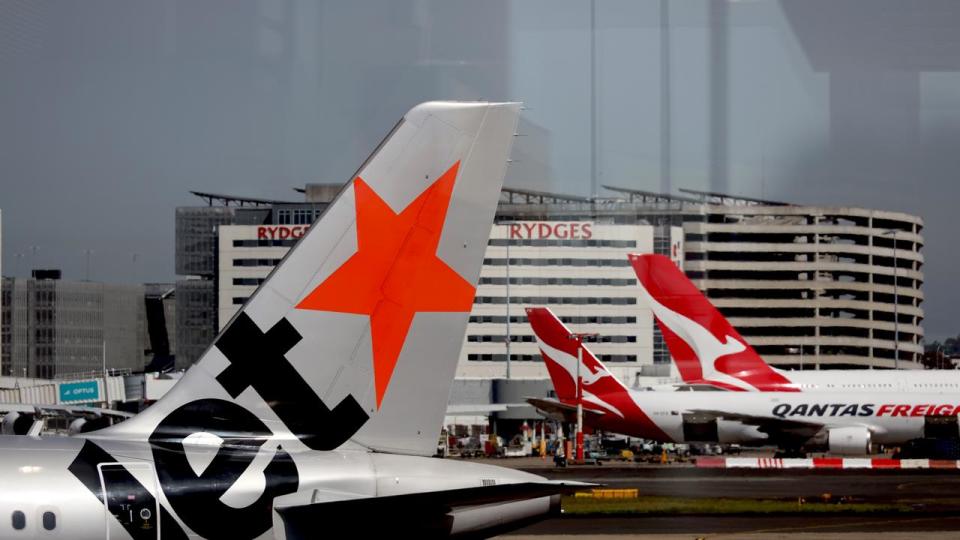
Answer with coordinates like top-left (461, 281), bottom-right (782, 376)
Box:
top-left (525, 307), bottom-right (622, 402)
top-left (629, 254), bottom-right (796, 392)
top-left (526, 306), bottom-right (673, 440)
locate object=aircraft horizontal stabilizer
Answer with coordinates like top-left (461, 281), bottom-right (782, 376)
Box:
top-left (275, 481), bottom-right (589, 538)
top-left (526, 397), bottom-right (606, 424)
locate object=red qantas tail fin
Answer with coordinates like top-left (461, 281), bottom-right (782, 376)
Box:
top-left (629, 254), bottom-right (796, 392)
top-left (526, 306), bottom-right (673, 440)
top-left (525, 307), bottom-right (623, 402)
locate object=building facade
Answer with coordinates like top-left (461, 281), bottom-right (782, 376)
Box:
top-left (215, 219), bottom-right (683, 384)
top-left (683, 198), bottom-right (924, 368)
top-left (182, 187), bottom-right (926, 374)
top-left (216, 224), bottom-right (303, 329)
top-left (1, 273), bottom-right (146, 379)
top-left (463, 221), bottom-right (683, 382)
top-left (174, 206), bottom-right (242, 367)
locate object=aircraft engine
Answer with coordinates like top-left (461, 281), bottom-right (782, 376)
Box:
top-left (72, 415), bottom-right (112, 433)
top-left (827, 426), bottom-right (872, 455)
top-left (2, 411), bottom-right (36, 435)
top-left (68, 417), bottom-right (87, 435)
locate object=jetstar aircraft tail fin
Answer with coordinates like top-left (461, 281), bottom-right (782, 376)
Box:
top-left (525, 307), bottom-right (627, 403)
top-left (629, 254), bottom-right (796, 392)
top-left (95, 102), bottom-right (522, 456)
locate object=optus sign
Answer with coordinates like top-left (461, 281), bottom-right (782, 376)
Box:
top-left (59, 380), bottom-right (100, 403)
top-left (506, 222), bottom-right (593, 240)
top-left (257, 225), bottom-right (309, 240)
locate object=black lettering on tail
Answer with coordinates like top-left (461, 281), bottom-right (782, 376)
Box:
top-left (215, 313), bottom-right (369, 450)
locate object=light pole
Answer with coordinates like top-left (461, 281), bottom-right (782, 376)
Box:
top-left (568, 331), bottom-right (598, 464)
top-left (505, 228), bottom-right (511, 379)
top-left (84, 249), bottom-right (94, 281)
top-left (494, 221), bottom-right (513, 379)
top-left (883, 230), bottom-right (900, 369)
top-left (102, 340), bottom-right (109, 407)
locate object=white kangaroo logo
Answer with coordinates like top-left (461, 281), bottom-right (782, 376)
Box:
top-left (537, 339), bottom-right (607, 386)
top-left (636, 280), bottom-right (757, 391)
top-left (535, 339), bottom-right (624, 418)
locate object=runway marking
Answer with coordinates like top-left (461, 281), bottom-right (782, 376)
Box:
top-left (702, 515), bottom-right (960, 538)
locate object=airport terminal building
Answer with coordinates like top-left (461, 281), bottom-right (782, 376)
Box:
top-left (1, 272), bottom-right (147, 378)
top-left (175, 186), bottom-right (925, 380)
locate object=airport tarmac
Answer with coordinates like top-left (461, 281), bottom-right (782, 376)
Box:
top-left (503, 514), bottom-right (960, 538)
top-left (469, 457), bottom-right (960, 502)
top-left (535, 466), bottom-right (960, 502)
top-left (470, 458), bottom-right (960, 538)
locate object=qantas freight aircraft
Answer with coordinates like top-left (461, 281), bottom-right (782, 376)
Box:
top-left (630, 253), bottom-right (960, 393)
top-left (527, 306), bottom-right (960, 456)
top-left (0, 102), bottom-right (583, 539)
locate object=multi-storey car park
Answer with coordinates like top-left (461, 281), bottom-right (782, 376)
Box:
top-left (176, 186), bottom-right (924, 379)
top-left (679, 190), bottom-right (924, 369)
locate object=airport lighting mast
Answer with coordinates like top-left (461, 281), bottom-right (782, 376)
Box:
top-left (568, 331), bottom-right (597, 464)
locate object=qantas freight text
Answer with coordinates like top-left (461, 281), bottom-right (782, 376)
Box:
top-left (772, 403), bottom-right (960, 418)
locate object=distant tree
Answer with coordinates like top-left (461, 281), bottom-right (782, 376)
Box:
top-left (922, 349), bottom-right (952, 369)
top-left (925, 337), bottom-right (960, 356)
top-left (947, 337), bottom-right (960, 356)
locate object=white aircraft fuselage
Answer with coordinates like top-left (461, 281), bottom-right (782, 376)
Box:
top-left (768, 368), bottom-right (960, 393)
top-left (0, 435), bottom-right (554, 539)
top-left (581, 387), bottom-right (954, 453)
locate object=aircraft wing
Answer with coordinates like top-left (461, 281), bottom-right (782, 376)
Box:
top-left (0, 403), bottom-right (134, 418)
top-left (686, 408), bottom-right (823, 446)
top-left (274, 481), bottom-right (592, 537)
top-left (526, 397), bottom-right (606, 424)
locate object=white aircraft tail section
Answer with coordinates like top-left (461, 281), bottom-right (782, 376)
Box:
top-left (96, 101), bottom-right (522, 457)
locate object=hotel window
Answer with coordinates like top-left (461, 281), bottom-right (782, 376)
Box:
top-left (293, 209), bottom-right (313, 224)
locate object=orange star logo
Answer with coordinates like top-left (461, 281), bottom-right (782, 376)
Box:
top-left (296, 161), bottom-right (475, 409)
